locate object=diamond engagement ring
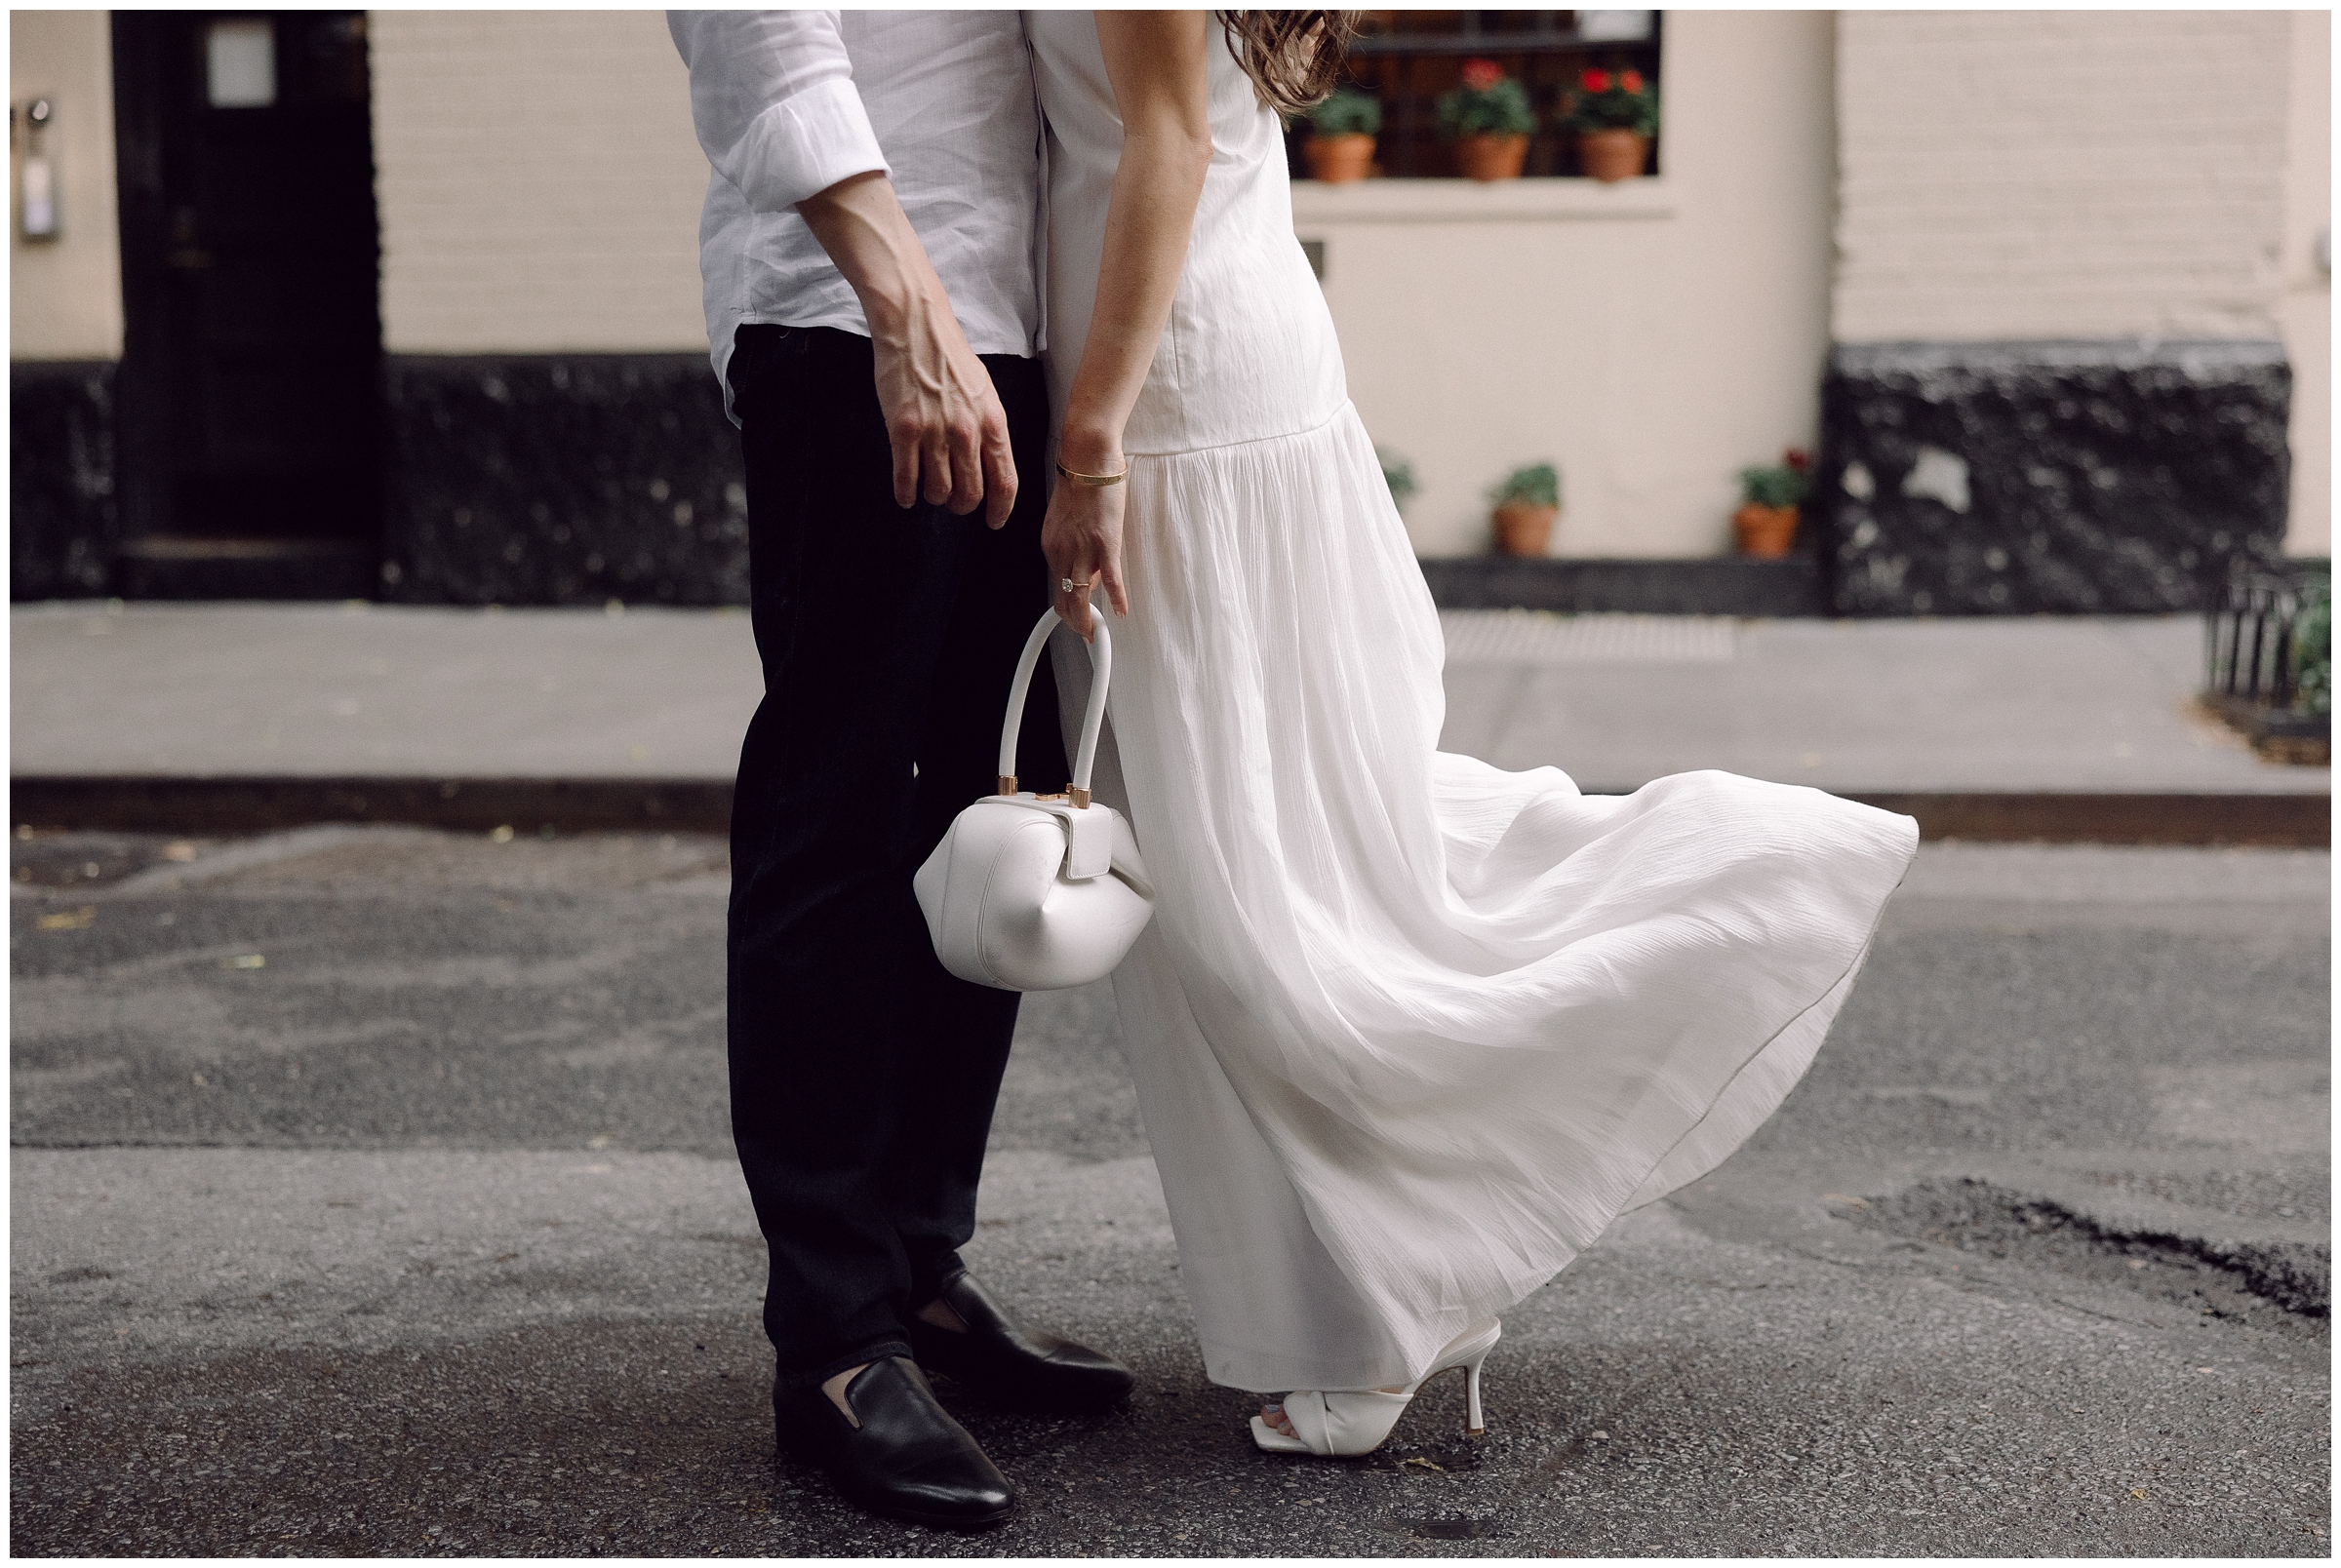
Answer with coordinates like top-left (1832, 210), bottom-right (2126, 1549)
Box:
top-left (1059, 577), bottom-right (1092, 594)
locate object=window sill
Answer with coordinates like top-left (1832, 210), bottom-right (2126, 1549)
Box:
top-left (1290, 176), bottom-right (1675, 226)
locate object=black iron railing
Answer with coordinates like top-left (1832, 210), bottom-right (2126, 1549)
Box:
top-left (2205, 563), bottom-right (2315, 710)
top-left (2202, 561), bottom-right (2331, 762)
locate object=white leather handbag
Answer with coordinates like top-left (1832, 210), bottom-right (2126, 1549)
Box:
top-left (913, 608), bottom-right (1156, 992)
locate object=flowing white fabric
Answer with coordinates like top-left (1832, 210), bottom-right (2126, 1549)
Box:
top-left (1026, 13), bottom-right (1921, 1395)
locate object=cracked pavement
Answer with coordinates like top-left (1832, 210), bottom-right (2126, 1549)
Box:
top-left (10, 828), bottom-right (2330, 1555)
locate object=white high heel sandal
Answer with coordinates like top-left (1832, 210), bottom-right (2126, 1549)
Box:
top-left (1248, 1320), bottom-right (1501, 1457)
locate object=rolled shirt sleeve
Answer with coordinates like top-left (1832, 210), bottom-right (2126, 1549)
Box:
top-left (667, 10), bottom-right (889, 213)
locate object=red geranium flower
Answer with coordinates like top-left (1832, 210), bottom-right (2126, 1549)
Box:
top-left (1580, 67), bottom-right (1612, 94)
top-left (1618, 68), bottom-right (1645, 94)
top-left (1783, 447), bottom-right (1811, 474)
top-left (1459, 58), bottom-right (1504, 92)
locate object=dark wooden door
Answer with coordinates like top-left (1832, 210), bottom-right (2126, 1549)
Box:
top-left (113, 11), bottom-right (381, 591)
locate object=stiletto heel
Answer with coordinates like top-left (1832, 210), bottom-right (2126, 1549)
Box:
top-left (1463, 1350), bottom-right (1486, 1436)
top-left (1250, 1320), bottom-right (1501, 1457)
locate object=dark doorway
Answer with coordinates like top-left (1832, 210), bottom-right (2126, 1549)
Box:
top-left (111, 11), bottom-right (381, 598)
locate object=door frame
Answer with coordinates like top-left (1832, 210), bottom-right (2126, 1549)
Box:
top-left (107, 10), bottom-right (385, 590)
top-left (109, 10), bottom-right (176, 545)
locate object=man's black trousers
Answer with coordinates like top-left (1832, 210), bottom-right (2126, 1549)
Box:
top-left (726, 324), bottom-right (1062, 1392)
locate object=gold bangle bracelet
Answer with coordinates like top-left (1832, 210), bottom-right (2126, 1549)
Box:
top-left (1055, 459), bottom-right (1130, 488)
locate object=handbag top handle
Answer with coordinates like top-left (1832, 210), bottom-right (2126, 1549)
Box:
top-left (996, 607), bottom-right (1111, 807)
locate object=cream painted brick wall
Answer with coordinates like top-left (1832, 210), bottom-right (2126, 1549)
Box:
top-left (2279, 9), bottom-right (2330, 555)
top-left (10, 10), bottom-right (123, 361)
top-left (1310, 11), bottom-right (1838, 557)
top-left (1835, 11), bottom-right (2290, 341)
top-left (370, 10), bottom-right (710, 354)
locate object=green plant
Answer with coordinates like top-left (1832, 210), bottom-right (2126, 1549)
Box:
top-left (1488, 462), bottom-right (1560, 510)
top-left (1737, 446), bottom-right (1811, 508)
top-left (2294, 570), bottom-right (2330, 716)
top-left (1562, 66), bottom-right (1659, 137)
top-left (1435, 59), bottom-right (1536, 139)
top-left (1377, 447), bottom-right (1416, 513)
top-left (1737, 465), bottom-right (1808, 508)
top-left (1307, 87), bottom-right (1381, 137)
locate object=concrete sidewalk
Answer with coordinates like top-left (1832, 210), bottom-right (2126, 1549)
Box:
top-left (10, 600), bottom-right (2327, 841)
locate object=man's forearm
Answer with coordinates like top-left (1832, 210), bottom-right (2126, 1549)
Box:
top-left (794, 170), bottom-right (1016, 520)
top-left (795, 171), bottom-right (933, 339)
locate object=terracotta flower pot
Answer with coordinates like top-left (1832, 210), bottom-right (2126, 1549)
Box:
top-left (1493, 501), bottom-right (1558, 557)
top-left (1732, 503), bottom-right (1799, 559)
top-left (1452, 133), bottom-right (1529, 182)
top-left (1304, 133), bottom-right (1375, 184)
top-left (1577, 130), bottom-right (1649, 183)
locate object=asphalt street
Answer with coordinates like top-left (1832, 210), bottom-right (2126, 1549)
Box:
top-left (9, 827), bottom-right (2331, 1556)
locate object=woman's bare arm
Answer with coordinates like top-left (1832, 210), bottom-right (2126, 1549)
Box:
top-left (1044, 10), bottom-right (1214, 637)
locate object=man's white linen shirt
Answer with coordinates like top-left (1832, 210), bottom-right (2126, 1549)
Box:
top-left (668, 11), bottom-right (1045, 425)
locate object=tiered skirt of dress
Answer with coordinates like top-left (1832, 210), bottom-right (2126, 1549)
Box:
top-left (1059, 402), bottom-right (1919, 1394)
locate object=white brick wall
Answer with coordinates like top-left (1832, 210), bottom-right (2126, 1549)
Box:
top-left (1834, 11), bottom-right (2291, 341)
top-left (2279, 9), bottom-right (2330, 554)
top-left (370, 10), bottom-right (711, 354)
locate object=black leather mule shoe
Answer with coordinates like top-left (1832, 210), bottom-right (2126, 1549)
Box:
top-left (772, 1357), bottom-right (1014, 1530)
top-left (907, 1267), bottom-right (1136, 1413)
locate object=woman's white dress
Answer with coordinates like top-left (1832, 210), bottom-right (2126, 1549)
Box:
top-left (1025, 14), bottom-right (1921, 1395)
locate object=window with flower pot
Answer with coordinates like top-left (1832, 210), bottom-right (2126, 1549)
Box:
top-left (1287, 10), bottom-right (1664, 181)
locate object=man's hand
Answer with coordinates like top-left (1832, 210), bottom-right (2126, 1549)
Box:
top-left (796, 172), bottom-right (1017, 527)
top-left (869, 283), bottom-right (1016, 524)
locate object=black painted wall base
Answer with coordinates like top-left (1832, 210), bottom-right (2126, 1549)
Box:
top-left (21, 341), bottom-right (2299, 620)
top-left (1817, 339), bottom-right (2291, 616)
top-left (11, 360), bottom-right (120, 600)
top-left (379, 352), bottom-right (749, 607)
top-left (1420, 555), bottom-right (1827, 616)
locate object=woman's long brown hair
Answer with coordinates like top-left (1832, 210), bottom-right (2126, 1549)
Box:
top-left (1217, 12), bottom-right (1359, 116)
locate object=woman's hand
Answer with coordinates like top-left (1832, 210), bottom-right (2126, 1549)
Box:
top-left (1041, 465), bottom-right (1131, 641)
